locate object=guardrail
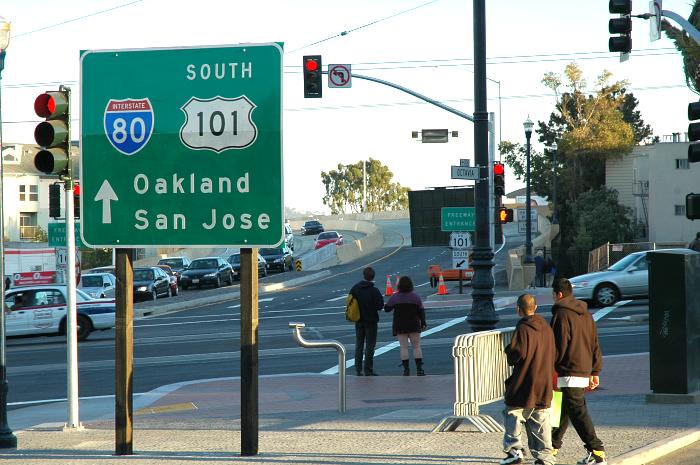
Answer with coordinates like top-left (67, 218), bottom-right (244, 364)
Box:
top-left (433, 327), bottom-right (515, 433)
top-left (288, 321), bottom-right (346, 413)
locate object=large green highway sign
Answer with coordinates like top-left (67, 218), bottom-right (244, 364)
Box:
top-left (80, 43), bottom-right (283, 247)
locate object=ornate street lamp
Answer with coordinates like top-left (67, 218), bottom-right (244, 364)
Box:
top-left (523, 117), bottom-right (534, 264)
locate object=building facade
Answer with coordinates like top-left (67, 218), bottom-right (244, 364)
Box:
top-left (606, 136), bottom-right (698, 244)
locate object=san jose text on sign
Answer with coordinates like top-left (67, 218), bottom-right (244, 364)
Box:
top-left (80, 43), bottom-right (283, 247)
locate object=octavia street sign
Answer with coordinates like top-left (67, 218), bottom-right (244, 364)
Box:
top-left (80, 43), bottom-right (283, 247)
top-left (451, 165), bottom-right (480, 180)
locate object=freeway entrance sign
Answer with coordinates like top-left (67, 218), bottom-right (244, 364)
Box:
top-left (80, 43), bottom-right (283, 247)
top-left (441, 207), bottom-right (475, 231)
top-left (49, 222), bottom-right (83, 248)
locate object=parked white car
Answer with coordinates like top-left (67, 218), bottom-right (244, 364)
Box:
top-left (4, 285), bottom-right (115, 340)
top-left (79, 272), bottom-right (116, 299)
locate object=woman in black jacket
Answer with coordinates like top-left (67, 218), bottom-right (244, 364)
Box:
top-left (384, 276), bottom-right (427, 376)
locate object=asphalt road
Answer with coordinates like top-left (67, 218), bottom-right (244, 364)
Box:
top-left (5, 220), bottom-right (650, 409)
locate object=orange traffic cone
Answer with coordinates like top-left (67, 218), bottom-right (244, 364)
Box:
top-left (385, 275), bottom-right (393, 296)
top-left (437, 273), bottom-right (449, 295)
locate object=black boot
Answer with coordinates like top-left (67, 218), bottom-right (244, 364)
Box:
top-left (401, 360), bottom-right (409, 376)
top-left (415, 358), bottom-right (425, 376)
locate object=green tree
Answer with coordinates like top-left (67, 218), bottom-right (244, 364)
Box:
top-left (661, 3), bottom-right (700, 94)
top-left (321, 158), bottom-right (408, 214)
top-left (33, 226), bottom-right (49, 243)
top-left (568, 188), bottom-right (633, 250)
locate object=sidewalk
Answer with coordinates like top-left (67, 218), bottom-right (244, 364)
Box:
top-left (3, 353), bottom-right (699, 464)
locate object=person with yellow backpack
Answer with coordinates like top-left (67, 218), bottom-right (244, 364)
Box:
top-left (348, 267), bottom-right (384, 376)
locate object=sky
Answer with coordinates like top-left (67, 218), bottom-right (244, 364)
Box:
top-left (0, 0), bottom-right (696, 214)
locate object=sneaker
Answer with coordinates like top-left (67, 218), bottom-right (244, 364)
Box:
top-left (534, 460), bottom-right (545, 465)
top-left (499, 449), bottom-right (523, 465)
top-left (552, 448), bottom-right (558, 457)
top-left (576, 450), bottom-right (607, 465)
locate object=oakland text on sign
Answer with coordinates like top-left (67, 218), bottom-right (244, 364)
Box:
top-left (80, 43), bottom-right (283, 248)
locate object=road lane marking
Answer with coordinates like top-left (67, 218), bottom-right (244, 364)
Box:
top-left (321, 315), bottom-right (466, 374)
top-left (593, 300), bottom-right (632, 322)
top-left (326, 295), bottom-right (347, 302)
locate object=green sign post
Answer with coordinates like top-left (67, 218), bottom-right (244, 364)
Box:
top-left (48, 222), bottom-right (83, 248)
top-left (441, 207), bottom-right (475, 231)
top-left (80, 43), bottom-right (283, 247)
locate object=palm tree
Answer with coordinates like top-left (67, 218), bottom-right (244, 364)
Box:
top-left (662, 1), bottom-right (700, 94)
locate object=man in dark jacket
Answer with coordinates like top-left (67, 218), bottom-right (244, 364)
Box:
top-left (500, 294), bottom-right (555, 465)
top-left (550, 278), bottom-right (606, 465)
top-left (350, 267), bottom-right (384, 376)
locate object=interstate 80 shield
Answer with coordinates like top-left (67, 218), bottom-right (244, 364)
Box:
top-left (103, 98), bottom-right (154, 155)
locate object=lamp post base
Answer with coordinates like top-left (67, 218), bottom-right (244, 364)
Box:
top-left (0, 380), bottom-right (16, 449)
top-left (468, 245), bottom-right (499, 331)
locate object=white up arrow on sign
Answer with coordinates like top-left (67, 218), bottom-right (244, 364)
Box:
top-left (95, 180), bottom-right (119, 224)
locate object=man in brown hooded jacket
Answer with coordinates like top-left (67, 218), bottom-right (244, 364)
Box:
top-left (499, 294), bottom-right (555, 465)
top-left (551, 278), bottom-right (606, 465)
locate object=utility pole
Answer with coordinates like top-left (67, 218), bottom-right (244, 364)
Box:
top-left (362, 160), bottom-right (367, 212)
top-left (467, 0), bottom-right (498, 331)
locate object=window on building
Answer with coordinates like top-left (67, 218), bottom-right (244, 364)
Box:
top-left (29, 185), bottom-right (38, 202)
top-left (19, 185), bottom-right (25, 201)
top-left (676, 158), bottom-right (690, 169)
top-left (675, 205), bottom-right (686, 216)
top-left (19, 185), bottom-right (39, 202)
top-left (19, 212), bottom-right (38, 240)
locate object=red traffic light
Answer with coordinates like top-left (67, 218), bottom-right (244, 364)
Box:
top-left (493, 162), bottom-right (505, 176)
top-left (305, 59), bottom-right (319, 72)
top-left (73, 184), bottom-right (80, 195)
top-left (34, 92), bottom-right (68, 119)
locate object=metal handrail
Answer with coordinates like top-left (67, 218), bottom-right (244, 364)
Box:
top-left (288, 322), bottom-right (346, 413)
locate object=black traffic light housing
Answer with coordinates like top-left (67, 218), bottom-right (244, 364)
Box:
top-left (688, 193), bottom-right (700, 220)
top-left (609, 0), bottom-right (632, 53)
top-left (497, 207), bottom-right (514, 224)
top-left (688, 101), bottom-right (700, 163)
top-left (49, 183), bottom-right (61, 218)
top-left (34, 88), bottom-right (71, 176)
top-left (303, 55), bottom-right (322, 98)
top-left (494, 162), bottom-right (505, 197)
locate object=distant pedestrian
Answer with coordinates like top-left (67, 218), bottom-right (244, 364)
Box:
top-left (350, 267), bottom-right (384, 376)
top-left (499, 294), bottom-right (556, 465)
top-left (688, 232), bottom-right (700, 252)
top-left (534, 251), bottom-right (546, 287)
top-left (4, 276), bottom-right (9, 291)
top-left (550, 278), bottom-right (606, 465)
top-left (545, 255), bottom-right (556, 287)
top-left (384, 276), bottom-right (427, 376)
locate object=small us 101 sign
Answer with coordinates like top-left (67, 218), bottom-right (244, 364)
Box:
top-left (449, 231), bottom-right (471, 249)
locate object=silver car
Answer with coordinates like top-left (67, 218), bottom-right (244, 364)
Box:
top-left (570, 248), bottom-right (685, 307)
top-left (79, 272), bottom-right (116, 299)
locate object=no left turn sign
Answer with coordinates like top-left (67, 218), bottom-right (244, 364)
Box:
top-left (328, 64), bottom-right (352, 88)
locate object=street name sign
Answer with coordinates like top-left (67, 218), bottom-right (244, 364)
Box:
top-left (441, 207), bottom-right (475, 231)
top-left (80, 43), bottom-right (283, 247)
top-left (451, 165), bottom-right (480, 180)
top-left (452, 249), bottom-right (469, 269)
top-left (449, 231), bottom-right (471, 249)
top-left (49, 222), bottom-right (83, 248)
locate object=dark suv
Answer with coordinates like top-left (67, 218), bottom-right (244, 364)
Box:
top-left (259, 246), bottom-right (294, 272)
top-left (301, 220), bottom-right (324, 236)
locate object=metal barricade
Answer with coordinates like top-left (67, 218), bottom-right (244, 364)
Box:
top-left (288, 322), bottom-right (346, 413)
top-left (433, 327), bottom-right (515, 433)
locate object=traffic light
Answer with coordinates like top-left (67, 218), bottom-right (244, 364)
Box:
top-left (688, 101), bottom-right (700, 163)
top-left (49, 183), bottom-right (61, 218)
top-left (33, 89), bottom-right (70, 176)
top-left (303, 55), bottom-right (322, 98)
top-left (73, 183), bottom-right (80, 219)
top-left (687, 193), bottom-right (700, 220)
top-left (609, 0), bottom-right (632, 53)
top-left (494, 162), bottom-right (505, 196)
top-left (497, 206), bottom-right (514, 224)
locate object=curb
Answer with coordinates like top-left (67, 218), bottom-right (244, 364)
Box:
top-left (610, 425), bottom-right (700, 465)
top-left (136, 270), bottom-right (332, 318)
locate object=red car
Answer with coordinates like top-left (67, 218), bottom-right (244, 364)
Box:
top-left (155, 264), bottom-right (179, 296)
top-left (314, 231), bottom-right (343, 250)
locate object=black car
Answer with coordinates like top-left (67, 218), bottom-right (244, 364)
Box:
top-left (259, 245), bottom-right (294, 272)
top-left (157, 256), bottom-right (191, 281)
top-left (228, 253), bottom-right (267, 279)
top-left (133, 267), bottom-right (172, 301)
top-left (180, 257), bottom-right (233, 289)
top-left (300, 220), bottom-right (324, 235)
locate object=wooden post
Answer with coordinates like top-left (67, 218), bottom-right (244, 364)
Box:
top-left (115, 248), bottom-right (134, 455)
top-left (240, 247), bottom-right (259, 455)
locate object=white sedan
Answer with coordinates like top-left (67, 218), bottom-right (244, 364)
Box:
top-left (4, 285), bottom-right (115, 341)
